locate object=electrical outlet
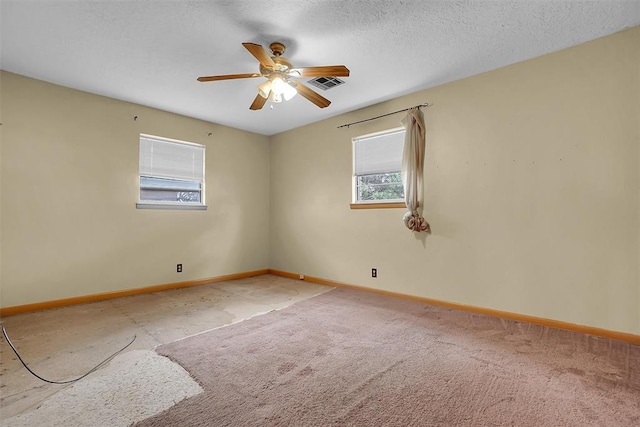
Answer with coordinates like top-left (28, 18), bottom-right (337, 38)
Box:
top-left (372, 268), bottom-right (377, 278)
top-left (177, 264), bottom-right (182, 273)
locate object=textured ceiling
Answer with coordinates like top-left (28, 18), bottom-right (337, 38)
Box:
top-left (2, 1), bottom-right (639, 136)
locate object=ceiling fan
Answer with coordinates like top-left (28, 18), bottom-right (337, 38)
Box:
top-left (197, 42), bottom-right (350, 110)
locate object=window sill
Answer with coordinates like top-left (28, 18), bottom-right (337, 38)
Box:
top-left (136, 203), bottom-right (208, 210)
top-left (350, 202), bottom-right (406, 210)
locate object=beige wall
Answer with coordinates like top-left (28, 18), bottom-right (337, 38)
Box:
top-left (269, 27), bottom-right (640, 334)
top-left (0, 73), bottom-right (3, 308)
top-left (1, 72), bottom-right (270, 307)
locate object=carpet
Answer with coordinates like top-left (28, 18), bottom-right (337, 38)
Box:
top-left (136, 288), bottom-right (640, 426)
top-left (1, 350), bottom-right (202, 427)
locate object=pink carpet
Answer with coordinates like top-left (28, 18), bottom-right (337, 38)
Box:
top-left (136, 287), bottom-right (640, 426)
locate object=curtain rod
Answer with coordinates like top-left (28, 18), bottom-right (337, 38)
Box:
top-left (337, 102), bottom-right (431, 129)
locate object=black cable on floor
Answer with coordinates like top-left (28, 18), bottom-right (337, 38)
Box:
top-left (1, 325), bottom-right (136, 384)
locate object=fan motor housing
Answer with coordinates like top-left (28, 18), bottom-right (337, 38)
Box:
top-left (269, 42), bottom-right (286, 56)
top-left (260, 56), bottom-right (292, 74)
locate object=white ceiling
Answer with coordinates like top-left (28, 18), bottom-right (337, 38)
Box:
top-left (2, 1), bottom-right (639, 136)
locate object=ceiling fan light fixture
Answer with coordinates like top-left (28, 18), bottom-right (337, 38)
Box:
top-left (257, 80), bottom-right (272, 98)
top-left (258, 75), bottom-right (297, 102)
top-left (270, 76), bottom-right (287, 94)
top-left (198, 41), bottom-right (348, 110)
top-left (282, 82), bottom-right (297, 101)
top-left (269, 91), bottom-right (283, 103)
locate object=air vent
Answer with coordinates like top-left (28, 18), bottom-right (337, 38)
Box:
top-left (307, 76), bottom-right (345, 91)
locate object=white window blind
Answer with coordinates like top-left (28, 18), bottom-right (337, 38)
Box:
top-left (138, 134), bottom-right (206, 209)
top-left (139, 135), bottom-right (204, 182)
top-left (352, 128), bottom-right (405, 203)
top-left (353, 128), bottom-right (405, 175)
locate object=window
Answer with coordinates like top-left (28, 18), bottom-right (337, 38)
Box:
top-left (137, 134), bottom-right (206, 210)
top-left (352, 127), bottom-right (405, 206)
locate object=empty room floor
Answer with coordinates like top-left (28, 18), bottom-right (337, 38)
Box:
top-left (0, 275), bottom-right (330, 424)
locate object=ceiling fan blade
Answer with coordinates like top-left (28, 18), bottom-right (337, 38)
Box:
top-left (249, 93), bottom-right (268, 110)
top-left (242, 42), bottom-right (275, 68)
top-left (197, 73), bottom-right (262, 82)
top-left (294, 82), bottom-right (331, 108)
top-left (290, 65), bottom-right (350, 78)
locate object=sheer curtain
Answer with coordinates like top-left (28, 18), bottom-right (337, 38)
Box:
top-left (401, 108), bottom-right (430, 232)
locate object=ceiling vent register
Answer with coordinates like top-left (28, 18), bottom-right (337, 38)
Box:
top-left (308, 76), bottom-right (345, 91)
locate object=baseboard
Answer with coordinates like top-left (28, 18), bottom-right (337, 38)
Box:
top-left (0, 269), bottom-right (269, 317)
top-left (268, 269), bottom-right (640, 345)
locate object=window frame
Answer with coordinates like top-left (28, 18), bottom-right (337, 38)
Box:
top-left (137, 134), bottom-right (207, 210)
top-left (351, 127), bottom-right (406, 209)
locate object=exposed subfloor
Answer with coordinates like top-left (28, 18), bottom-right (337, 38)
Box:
top-left (0, 274), bottom-right (330, 423)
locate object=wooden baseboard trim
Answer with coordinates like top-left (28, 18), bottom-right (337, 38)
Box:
top-left (267, 269), bottom-right (300, 280)
top-left (268, 269), bottom-right (640, 345)
top-left (0, 269), bottom-right (269, 317)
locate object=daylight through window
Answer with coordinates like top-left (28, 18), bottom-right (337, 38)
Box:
top-left (138, 134), bottom-right (206, 210)
top-left (352, 128), bottom-right (405, 203)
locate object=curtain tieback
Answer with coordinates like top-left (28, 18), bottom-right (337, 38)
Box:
top-left (403, 209), bottom-right (430, 233)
